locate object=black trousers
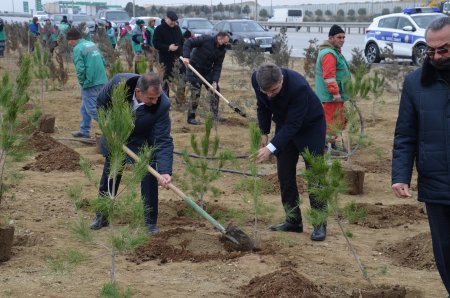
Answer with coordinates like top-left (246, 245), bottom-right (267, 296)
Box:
top-left (99, 157), bottom-right (159, 225)
top-left (426, 203), bottom-right (450, 296)
top-left (276, 141), bottom-right (326, 225)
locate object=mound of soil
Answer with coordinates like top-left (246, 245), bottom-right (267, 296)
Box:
top-left (262, 173), bottom-right (307, 194)
top-left (238, 268), bottom-right (326, 298)
top-left (378, 232), bottom-right (435, 271)
top-left (23, 132), bottom-right (81, 172)
top-left (128, 228), bottom-right (248, 264)
top-left (351, 203), bottom-right (427, 229)
top-left (223, 117), bottom-right (248, 127)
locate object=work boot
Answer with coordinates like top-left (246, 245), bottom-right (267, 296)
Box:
top-left (72, 131), bottom-right (90, 138)
top-left (90, 213), bottom-right (108, 230)
top-left (187, 113), bottom-right (200, 125)
top-left (311, 225), bottom-right (327, 241)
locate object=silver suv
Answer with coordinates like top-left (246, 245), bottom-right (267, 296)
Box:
top-left (364, 7), bottom-right (445, 66)
top-left (95, 9), bottom-right (130, 31)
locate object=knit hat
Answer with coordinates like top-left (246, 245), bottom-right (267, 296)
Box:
top-left (329, 24), bottom-right (345, 37)
top-left (166, 11), bottom-right (178, 21)
top-left (136, 19), bottom-right (145, 25)
top-left (66, 27), bottom-right (82, 40)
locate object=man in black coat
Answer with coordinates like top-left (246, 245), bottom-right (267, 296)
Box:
top-left (90, 72), bottom-right (174, 235)
top-left (252, 62), bottom-right (328, 241)
top-left (153, 11), bottom-right (184, 97)
top-left (181, 32), bottom-right (230, 125)
top-left (392, 17), bottom-right (450, 296)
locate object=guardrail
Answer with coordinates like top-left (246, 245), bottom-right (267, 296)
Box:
top-left (258, 21), bottom-right (371, 34)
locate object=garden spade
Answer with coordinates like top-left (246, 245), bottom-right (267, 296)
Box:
top-left (179, 56), bottom-right (247, 118)
top-left (123, 145), bottom-right (254, 252)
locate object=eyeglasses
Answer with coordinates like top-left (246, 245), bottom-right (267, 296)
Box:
top-left (426, 45), bottom-right (450, 57)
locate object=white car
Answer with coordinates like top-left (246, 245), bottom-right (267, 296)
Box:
top-left (129, 17), bottom-right (161, 30)
top-left (364, 7), bottom-right (446, 66)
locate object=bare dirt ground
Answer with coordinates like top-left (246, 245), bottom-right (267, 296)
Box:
top-left (0, 52), bottom-right (447, 298)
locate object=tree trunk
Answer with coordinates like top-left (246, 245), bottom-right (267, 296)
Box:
top-left (343, 163), bottom-right (366, 195)
top-left (0, 225), bottom-right (15, 262)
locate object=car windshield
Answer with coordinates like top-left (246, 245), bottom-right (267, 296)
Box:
top-left (73, 15), bottom-right (93, 22)
top-left (106, 11), bottom-right (129, 21)
top-left (188, 20), bottom-right (213, 29)
top-left (231, 21), bottom-right (265, 32)
top-left (411, 14), bottom-right (445, 29)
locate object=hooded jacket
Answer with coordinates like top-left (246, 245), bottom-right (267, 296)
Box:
top-left (153, 20), bottom-right (183, 64)
top-left (72, 39), bottom-right (108, 89)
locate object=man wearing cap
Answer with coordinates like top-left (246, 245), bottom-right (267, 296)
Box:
top-left (315, 24), bottom-right (350, 150)
top-left (66, 28), bottom-right (108, 138)
top-left (153, 11), bottom-right (184, 97)
top-left (181, 31), bottom-right (230, 125)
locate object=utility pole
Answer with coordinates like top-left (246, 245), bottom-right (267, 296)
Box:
top-left (255, 0), bottom-right (258, 21)
top-left (12, 0), bottom-right (15, 12)
top-left (133, 0), bottom-right (135, 17)
top-left (270, 0), bottom-right (273, 17)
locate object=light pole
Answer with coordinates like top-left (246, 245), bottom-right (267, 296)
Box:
top-left (133, 0), bottom-right (135, 17)
top-left (270, 0), bottom-right (273, 18)
top-left (12, 0), bottom-right (15, 12)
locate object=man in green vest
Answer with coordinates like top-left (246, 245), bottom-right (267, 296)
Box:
top-left (315, 24), bottom-right (351, 150)
top-left (66, 28), bottom-right (108, 138)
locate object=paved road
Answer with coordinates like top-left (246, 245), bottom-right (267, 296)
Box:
top-left (283, 30), bottom-right (366, 60)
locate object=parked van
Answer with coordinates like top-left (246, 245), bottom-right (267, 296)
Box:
top-left (268, 9), bottom-right (303, 23)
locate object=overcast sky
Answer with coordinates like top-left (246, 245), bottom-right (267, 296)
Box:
top-left (2, 0), bottom-right (396, 13)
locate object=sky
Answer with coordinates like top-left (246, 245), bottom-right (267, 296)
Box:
top-left (2, 0), bottom-right (397, 13)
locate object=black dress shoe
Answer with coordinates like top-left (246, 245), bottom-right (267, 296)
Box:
top-left (90, 214), bottom-right (108, 230)
top-left (311, 225), bottom-right (327, 241)
top-left (269, 222), bottom-right (303, 233)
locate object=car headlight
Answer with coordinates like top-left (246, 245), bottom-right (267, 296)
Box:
top-left (243, 38), bottom-right (251, 43)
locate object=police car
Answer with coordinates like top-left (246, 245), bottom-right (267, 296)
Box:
top-left (364, 7), bottom-right (446, 65)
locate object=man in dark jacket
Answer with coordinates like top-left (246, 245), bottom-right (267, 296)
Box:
top-left (90, 72), bottom-right (174, 235)
top-left (392, 17), bottom-right (450, 296)
top-left (181, 32), bottom-right (230, 125)
top-left (252, 62), bottom-right (327, 241)
top-left (153, 11), bottom-right (184, 97)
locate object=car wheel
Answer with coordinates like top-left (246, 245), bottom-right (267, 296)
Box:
top-left (413, 44), bottom-right (426, 66)
top-left (365, 43), bottom-right (381, 64)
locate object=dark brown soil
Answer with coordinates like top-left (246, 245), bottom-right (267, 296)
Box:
top-left (223, 117), bottom-right (248, 127)
top-left (350, 203), bottom-right (427, 229)
top-left (378, 232), bottom-right (435, 271)
top-left (238, 268), bottom-right (327, 298)
top-left (23, 131), bottom-right (81, 172)
top-left (128, 227), bottom-right (248, 264)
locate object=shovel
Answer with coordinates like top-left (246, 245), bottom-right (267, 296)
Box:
top-left (123, 145), bottom-right (254, 252)
top-left (179, 56), bottom-right (247, 118)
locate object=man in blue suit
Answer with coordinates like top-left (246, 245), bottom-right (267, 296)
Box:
top-left (252, 62), bottom-right (327, 241)
top-left (90, 72), bottom-right (174, 235)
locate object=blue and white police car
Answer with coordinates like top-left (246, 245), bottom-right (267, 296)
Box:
top-left (364, 7), bottom-right (446, 65)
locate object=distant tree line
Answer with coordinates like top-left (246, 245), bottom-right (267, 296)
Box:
top-left (304, 6), bottom-right (403, 22)
top-left (124, 2), bottom-right (253, 20)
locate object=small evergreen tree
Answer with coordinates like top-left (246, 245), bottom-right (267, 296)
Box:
top-left (0, 55), bottom-right (41, 203)
top-left (303, 38), bottom-right (320, 80)
top-left (182, 116), bottom-right (234, 209)
top-left (302, 149), bottom-right (370, 284)
top-left (31, 42), bottom-right (51, 104)
top-left (71, 82), bottom-right (151, 295)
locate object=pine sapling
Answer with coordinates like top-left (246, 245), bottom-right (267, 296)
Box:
top-left (0, 54), bottom-right (40, 204)
top-left (31, 42), bottom-right (51, 105)
top-left (302, 149), bottom-right (371, 285)
top-left (182, 115), bottom-right (234, 210)
top-left (70, 82), bottom-right (152, 294)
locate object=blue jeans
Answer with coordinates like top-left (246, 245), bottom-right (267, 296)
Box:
top-left (79, 84), bottom-right (104, 136)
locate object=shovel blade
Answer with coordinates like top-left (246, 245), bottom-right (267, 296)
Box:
top-left (227, 102), bottom-right (247, 118)
top-left (220, 224), bottom-right (254, 252)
